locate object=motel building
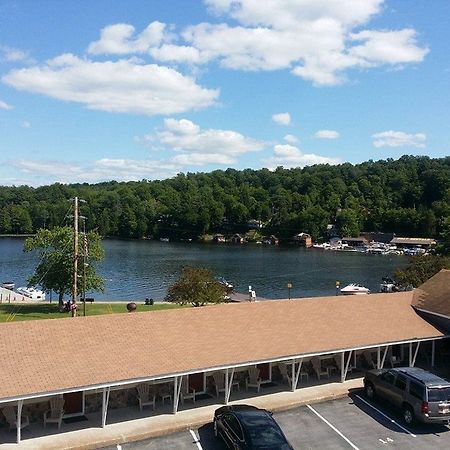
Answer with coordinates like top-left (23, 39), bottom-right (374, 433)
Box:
top-left (1, 270), bottom-right (450, 444)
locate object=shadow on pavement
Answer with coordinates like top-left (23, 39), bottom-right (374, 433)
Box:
top-left (197, 422), bottom-right (227, 450)
top-left (348, 391), bottom-right (450, 437)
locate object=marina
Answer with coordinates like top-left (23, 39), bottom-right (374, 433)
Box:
top-left (0, 237), bottom-right (410, 302)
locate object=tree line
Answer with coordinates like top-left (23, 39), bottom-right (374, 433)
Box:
top-left (1, 155), bottom-right (450, 243)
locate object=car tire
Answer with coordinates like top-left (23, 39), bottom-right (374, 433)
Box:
top-left (403, 405), bottom-right (415, 425)
top-left (213, 418), bottom-right (219, 438)
top-left (365, 382), bottom-right (376, 400)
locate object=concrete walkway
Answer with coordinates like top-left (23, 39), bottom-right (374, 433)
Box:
top-left (0, 378), bottom-right (363, 450)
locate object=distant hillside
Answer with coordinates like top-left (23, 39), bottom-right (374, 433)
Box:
top-left (1, 155), bottom-right (449, 241)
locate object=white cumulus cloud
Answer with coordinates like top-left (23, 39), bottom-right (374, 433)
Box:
top-left (265, 144), bottom-right (341, 169)
top-left (142, 118), bottom-right (266, 166)
top-left (284, 134), bottom-right (299, 144)
top-left (372, 130), bottom-right (426, 148)
top-left (88, 22), bottom-right (171, 55)
top-left (2, 55), bottom-right (218, 116)
top-left (0, 100), bottom-right (13, 110)
top-left (315, 129), bottom-right (340, 139)
top-left (182, 0), bottom-right (428, 85)
top-left (272, 112), bottom-right (291, 126)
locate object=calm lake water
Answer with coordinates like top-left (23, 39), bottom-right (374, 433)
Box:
top-left (0, 238), bottom-right (410, 301)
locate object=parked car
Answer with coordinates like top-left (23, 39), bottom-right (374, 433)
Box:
top-left (364, 367), bottom-right (450, 425)
top-left (214, 404), bottom-right (293, 449)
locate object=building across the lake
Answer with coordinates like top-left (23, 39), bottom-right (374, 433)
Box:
top-left (1, 271), bottom-right (449, 444)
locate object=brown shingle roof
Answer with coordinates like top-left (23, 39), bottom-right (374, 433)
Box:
top-left (412, 269), bottom-right (450, 317)
top-left (0, 292), bottom-right (444, 401)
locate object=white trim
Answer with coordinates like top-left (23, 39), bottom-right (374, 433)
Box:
top-left (414, 308), bottom-right (450, 321)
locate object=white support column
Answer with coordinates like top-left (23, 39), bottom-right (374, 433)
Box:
top-left (173, 376), bottom-right (182, 414)
top-left (16, 400), bottom-right (23, 444)
top-left (291, 361), bottom-right (296, 392)
top-left (411, 342), bottom-right (420, 367)
top-left (293, 359), bottom-right (303, 390)
top-left (224, 368), bottom-right (235, 405)
top-left (101, 387), bottom-right (110, 428)
top-left (340, 351), bottom-right (353, 382)
top-left (381, 345), bottom-right (389, 368)
top-left (377, 347), bottom-right (381, 369)
top-left (409, 342), bottom-right (413, 367)
top-left (432, 340), bottom-right (435, 367)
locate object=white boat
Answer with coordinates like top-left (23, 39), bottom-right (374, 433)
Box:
top-left (1, 281), bottom-right (15, 290)
top-left (16, 287), bottom-right (46, 300)
top-left (340, 284), bottom-right (370, 295)
top-left (380, 277), bottom-right (397, 293)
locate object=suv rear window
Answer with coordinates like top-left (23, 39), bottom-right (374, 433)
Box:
top-left (428, 387), bottom-right (450, 402)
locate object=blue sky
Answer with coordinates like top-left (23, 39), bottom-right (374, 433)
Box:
top-left (0, 0), bottom-right (449, 186)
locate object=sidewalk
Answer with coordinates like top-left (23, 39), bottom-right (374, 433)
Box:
top-left (0, 378), bottom-right (363, 450)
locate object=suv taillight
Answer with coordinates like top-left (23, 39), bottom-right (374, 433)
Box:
top-left (421, 401), bottom-right (429, 414)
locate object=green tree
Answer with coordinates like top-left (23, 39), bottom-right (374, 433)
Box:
top-left (165, 266), bottom-right (227, 307)
top-left (24, 226), bottom-right (105, 306)
top-left (394, 255), bottom-right (450, 289)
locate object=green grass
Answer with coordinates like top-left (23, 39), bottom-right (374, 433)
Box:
top-left (0, 301), bottom-right (185, 322)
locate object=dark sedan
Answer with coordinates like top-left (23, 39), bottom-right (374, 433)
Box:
top-left (213, 404), bottom-right (294, 449)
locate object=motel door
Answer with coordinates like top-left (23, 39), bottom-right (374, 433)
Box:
top-left (257, 363), bottom-right (271, 382)
top-left (63, 391), bottom-right (84, 416)
top-left (188, 373), bottom-right (205, 393)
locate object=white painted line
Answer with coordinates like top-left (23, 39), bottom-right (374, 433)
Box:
top-left (189, 429), bottom-right (203, 450)
top-left (355, 395), bottom-right (417, 438)
top-left (307, 404), bottom-right (360, 450)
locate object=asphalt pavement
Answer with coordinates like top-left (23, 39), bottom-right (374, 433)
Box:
top-left (109, 394), bottom-right (450, 450)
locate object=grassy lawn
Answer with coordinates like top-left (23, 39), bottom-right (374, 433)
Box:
top-left (0, 301), bottom-right (184, 322)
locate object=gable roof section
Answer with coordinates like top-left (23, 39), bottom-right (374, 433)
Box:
top-left (0, 292), bottom-right (444, 402)
top-left (412, 269), bottom-right (450, 317)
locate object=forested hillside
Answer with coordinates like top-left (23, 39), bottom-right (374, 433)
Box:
top-left (1, 155), bottom-right (449, 241)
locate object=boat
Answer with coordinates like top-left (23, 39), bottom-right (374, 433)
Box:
top-left (340, 284), bottom-right (370, 295)
top-left (380, 277), bottom-right (397, 293)
top-left (1, 281), bottom-right (15, 290)
top-left (216, 277), bottom-right (234, 292)
top-left (16, 287), bottom-right (46, 300)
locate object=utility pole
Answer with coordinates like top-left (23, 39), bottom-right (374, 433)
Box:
top-left (72, 196), bottom-right (79, 317)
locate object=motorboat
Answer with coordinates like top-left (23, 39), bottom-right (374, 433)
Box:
top-left (380, 277), bottom-right (397, 293)
top-left (216, 277), bottom-right (234, 292)
top-left (1, 281), bottom-right (15, 290)
top-left (16, 286), bottom-right (46, 300)
top-left (340, 283), bottom-right (370, 295)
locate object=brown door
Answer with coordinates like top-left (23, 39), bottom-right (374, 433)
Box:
top-left (63, 392), bottom-right (83, 415)
top-left (189, 373), bottom-right (205, 392)
top-left (257, 363), bottom-right (270, 381)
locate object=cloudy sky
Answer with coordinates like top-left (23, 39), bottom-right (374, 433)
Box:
top-left (0, 0), bottom-right (448, 186)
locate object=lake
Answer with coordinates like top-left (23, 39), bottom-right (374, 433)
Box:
top-left (0, 238), bottom-right (410, 301)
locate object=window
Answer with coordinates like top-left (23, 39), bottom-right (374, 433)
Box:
top-left (224, 414), bottom-right (243, 440)
top-left (395, 374), bottom-right (407, 391)
top-left (409, 381), bottom-right (424, 400)
top-left (381, 371), bottom-right (395, 385)
top-left (428, 387), bottom-right (450, 402)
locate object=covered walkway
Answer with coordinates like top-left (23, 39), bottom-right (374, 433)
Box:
top-left (0, 290), bottom-right (448, 444)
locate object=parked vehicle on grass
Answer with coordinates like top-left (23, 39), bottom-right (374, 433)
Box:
top-left (364, 367), bottom-right (450, 425)
top-left (214, 404), bottom-right (293, 449)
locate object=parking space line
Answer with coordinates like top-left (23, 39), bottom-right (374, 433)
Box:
top-left (307, 404), bottom-right (360, 450)
top-left (189, 429), bottom-right (203, 450)
top-left (355, 394), bottom-right (417, 438)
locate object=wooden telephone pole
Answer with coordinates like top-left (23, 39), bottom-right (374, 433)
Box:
top-left (72, 196), bottom-right (79, 317)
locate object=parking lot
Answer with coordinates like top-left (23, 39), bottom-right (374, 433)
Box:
top-left (108, 393), bottom-right (450, 450)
